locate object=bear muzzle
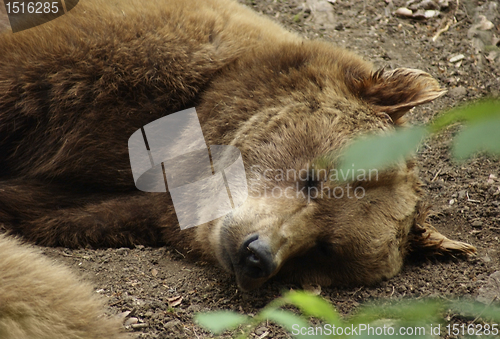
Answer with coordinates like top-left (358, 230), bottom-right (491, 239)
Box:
top-left (239, 234), bottom-right (276, 278)
top-left (221, 233), bottom-right (278, 292)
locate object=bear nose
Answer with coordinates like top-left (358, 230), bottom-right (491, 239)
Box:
top-left (240, 235), bottom-right (276, 278)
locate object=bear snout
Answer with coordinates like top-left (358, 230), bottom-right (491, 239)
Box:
top-left (217, 212), bottom-right (280, 291)
top-left (217, 225), bottom-right (278, 291)
top-left (239, 234), bottom-right (277, 280)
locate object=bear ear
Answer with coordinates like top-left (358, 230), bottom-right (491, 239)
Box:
top-left (410, 223), bottom-right (477, 256)
top-left (409, 204), bottom-right (476, 257)
top-left (349, 68), bottom-right (447, 124)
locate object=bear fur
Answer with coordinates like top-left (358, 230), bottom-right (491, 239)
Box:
top-left (0, 0), bottom-right (475, 296)
top-left (0, 234), bottom-right (126, 339)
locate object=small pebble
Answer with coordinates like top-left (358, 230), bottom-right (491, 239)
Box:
top-left (458, 190), bottom-right (467, 199)
top-left (449, 54), bottom-right (465, 63)
top-left (477, 15), bottom-right (494, 31)
top-left (472, 220), bottom-right (483, 227)
top-left (424, 10), bottom-right (439, 18)
top-left (124, 317), bottom-right (139, 326)
top-left (131, 323), bottom-right (149, 330)
top-left (395, 7), bottom-right (412, 17)
top-left (487, 174), bottom-right (498, 184)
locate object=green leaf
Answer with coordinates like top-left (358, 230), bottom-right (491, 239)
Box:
top-left (352, 299), bottom-right (442, 324)
top-left (430, 99), bottom-right (500, 133)
top-left (449, 300), bottom-right (500, 323)
top-left (337, 127), bottom-right (427, 176)
top-left (453, 117), bottom-right (500, 160)
top-left (194, 311), bottom-right (250, 334)
top-left (284, 291), bottom-right (341, 325)
top-left (260, 308), bottom-right (322, 338)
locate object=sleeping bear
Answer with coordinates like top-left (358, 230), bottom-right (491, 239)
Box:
top-left (0, 0), bottom-right (475, 300)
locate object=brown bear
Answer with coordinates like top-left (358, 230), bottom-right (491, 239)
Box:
top-left (0, 234), bottom-right (126, 339)
top-left (0, 0), bottom-right (475, 295)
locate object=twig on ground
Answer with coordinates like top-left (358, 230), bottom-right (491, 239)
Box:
top-left (431, 168), bottom-right (442, 181)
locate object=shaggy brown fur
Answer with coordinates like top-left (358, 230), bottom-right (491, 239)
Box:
top-left (0, 234), bottom-right (126, 339)
top-left (0, 0), bottom-right (475, 294)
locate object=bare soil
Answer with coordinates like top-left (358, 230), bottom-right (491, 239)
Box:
top-left (38, 0), bottom-right (500, 338)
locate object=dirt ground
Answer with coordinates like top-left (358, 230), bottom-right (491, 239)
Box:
top-left (33, 0), bottom-right (500, 338)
